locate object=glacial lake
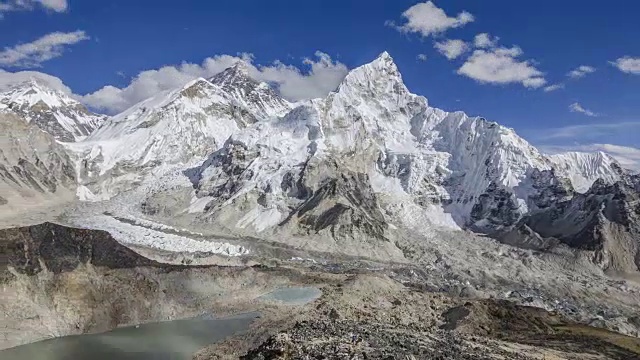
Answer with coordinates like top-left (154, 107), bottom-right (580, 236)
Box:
top-left (0, 312), bottom-right (259, 360)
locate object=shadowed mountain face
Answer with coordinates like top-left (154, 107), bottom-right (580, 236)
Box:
top-left (518, 175), bottom-right (640, 272)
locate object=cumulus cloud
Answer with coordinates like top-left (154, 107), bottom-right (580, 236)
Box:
top-left (434, 39), bottom-right (468, 60)
top-left (610, 56), bottom-right (640, 75)
top-left (473, 33), bottom-right (499, 48)
top-left (0, 51), bottom-right (348, 114)
top-left (569, 102), bottom-right (598, 117)
top-left (255, 51), bottom-right (348, 101)
top-left (567, 65), bottom-right (596, 79)
top-left (543, 83), bottom-right (564, 92)
top-left (387, 1), bottom-right (474, 37)
top-left (541, 143), bottom-right (640, 172)
top-left (81, 51), bottom-right (348, 113)
top-left (416, 54), bottom-right (428, 61)
top-left (0, 0), bottom-right (67, 16)
top-left (457, 46), bottom-right (546, 88)
top-left (0, 30), bottom-right (89, 68)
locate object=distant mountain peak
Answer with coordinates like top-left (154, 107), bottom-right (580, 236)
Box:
top-left (210, 61), bottom-right (255, 88)
top-left (0, 80), bottom-right (104, 142)
top-left (209, 63), bottom-right (292, 120)
top-left (230, 60), bottom-right (251, 75)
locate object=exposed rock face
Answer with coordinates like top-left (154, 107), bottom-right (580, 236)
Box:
top-left (0, 113), bottom-right (76, 208)
top-left (518, 175), bottom-right (640, 272)
top-left (0, 80), bottom-right (105, 142)
top-left (279, 172), bottom-right (388, 241)
top-left (0, 222), bottom-right (157, 279)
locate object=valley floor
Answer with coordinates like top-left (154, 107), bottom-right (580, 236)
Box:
top-left (2, 216), bottom-right (640, 359)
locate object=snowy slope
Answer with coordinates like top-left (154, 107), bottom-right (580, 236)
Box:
top-left (548, 151), bottom-right (626, 192)
top-left (68, 78), bottom-right (251, 200)
top-left (0, 80), bottom-right (105, 142)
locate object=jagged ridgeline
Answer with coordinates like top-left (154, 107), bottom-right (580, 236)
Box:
top-left (2, 52), bottom-right (639, 271)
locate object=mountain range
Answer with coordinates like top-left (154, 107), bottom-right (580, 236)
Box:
top-left (1, 52), bottom-right (638, 272)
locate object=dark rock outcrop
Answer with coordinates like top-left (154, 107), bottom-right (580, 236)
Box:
top-left (0, 222), bottom-right (158, 279)
top-left (280, 172), bottom-right (388, 241)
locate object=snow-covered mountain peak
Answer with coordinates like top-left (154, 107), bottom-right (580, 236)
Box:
top-left (0, 79), bottom-right (105, 142)
top-left (1, 79), bottom-right (76, 109)
top-left (209, 63), bottom-right (292, 120)
top-left (336, 51), bottom-right (405, 97)
top-left (211, 61), bottom-right (252, 87)
top-left (549, 151), bottom-right (626, 193)
top-left (73, 75), bottom-right (259, 199)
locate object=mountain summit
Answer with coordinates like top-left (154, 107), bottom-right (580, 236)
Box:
top-left (209, 62), bottom-right (292, 119)
top-left (0, 80), bottom-right (105, 142)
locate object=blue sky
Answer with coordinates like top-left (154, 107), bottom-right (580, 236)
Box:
top-left (0, 0), bottom-right (639, 166)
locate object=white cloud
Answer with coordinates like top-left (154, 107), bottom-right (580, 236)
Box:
top-left (543, 83), bottom-right (564, 92)
top-left (457, 46), bottom-right (546, 88)
top-left (473, 33), bottom-right (499, 48)
top-left (541, 143), bottom-right (640, 172)
top-left (434, 39), bottom-right (468, 60)
top-left (610, 56), bottom-right (640, 75)
top-left (388, 1), bottom-right (474, 37)
top-left (569, 102), bottom-right (598, 117)
top-left (82, 51), bottom-right (348, 113)
top-left (255, 51), bottom-right (348, 101)
top-left (81, 54), bottom-right (249, 112)
top-left (567, 65), bottom-right (596, 79)
top-left (0, 0), bottom-right (67, 16)
top-left (37, 0), bottom-right (67, 11)
top-left (417, 54), bottom-right (428, 61)
top-left (0, 30), bottom-right (89, 68)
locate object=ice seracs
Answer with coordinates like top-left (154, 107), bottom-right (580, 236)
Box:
top-left (0, 79), bottom-right (105, 142)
